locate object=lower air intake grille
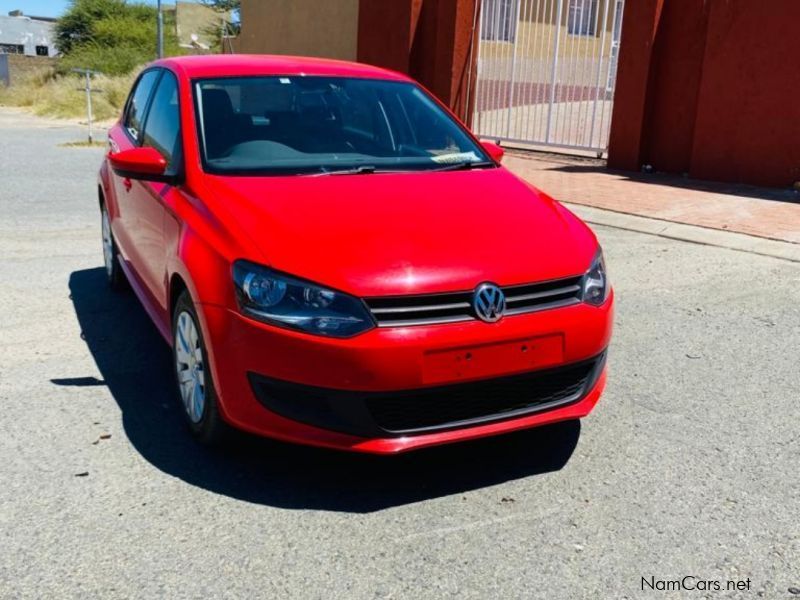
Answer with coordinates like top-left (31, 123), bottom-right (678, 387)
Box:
top-left (365, 353), bottom-right (603, 434)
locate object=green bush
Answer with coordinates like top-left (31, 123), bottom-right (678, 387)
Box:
top-left (59, 44), bottom-right (147, 76)
top-left (55, 0), bottom-right (181, 76)
top-left (56, 0), bottom-right (132, 54)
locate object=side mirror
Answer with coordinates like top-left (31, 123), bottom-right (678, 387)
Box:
top-left (481, 141), bottom-right (505, 163)
top-left (108, 147), bottom-right (173, 183)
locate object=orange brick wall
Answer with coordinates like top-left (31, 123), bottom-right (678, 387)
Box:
top-left (608, 0), bottom-right (800, 187)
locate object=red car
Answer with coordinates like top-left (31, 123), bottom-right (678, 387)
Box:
top-left (99, 55), bottom-right (613, 454)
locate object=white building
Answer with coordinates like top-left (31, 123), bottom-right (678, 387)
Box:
top-left (0, 11), bottom-right (59, 57)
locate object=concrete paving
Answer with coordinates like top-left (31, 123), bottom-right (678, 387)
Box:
top-left (474, 100), bottom-right (614, 151)
top-left (566, 203), bottom-right (800, 264)
top-left (505, 151), bottom-right (800, 244)
top-left (0, 109), bottom-right (798, 599)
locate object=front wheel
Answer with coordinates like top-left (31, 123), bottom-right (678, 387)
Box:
top-left (172, 291), bottom-right (229, 445)
top-left (101, 205), bottom-right (126, 290)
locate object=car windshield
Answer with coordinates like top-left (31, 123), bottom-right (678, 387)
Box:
top-left (193, 76), bottom-right (492, 175)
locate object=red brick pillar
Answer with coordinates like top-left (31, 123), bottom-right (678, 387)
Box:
top-left (357, 1), bottom-right (421, 73)
top-left (606, 0), bottom-right (664, 171)
top-left (357, 0), bottom-right (480, 124)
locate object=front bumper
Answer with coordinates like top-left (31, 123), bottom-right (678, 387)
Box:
top-left (197, 290), bottom-right (614, 453)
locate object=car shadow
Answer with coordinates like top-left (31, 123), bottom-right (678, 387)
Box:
top-left (61, 267), bottom-right (581, 513)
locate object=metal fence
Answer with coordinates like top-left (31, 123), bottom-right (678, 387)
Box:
top-left (471, 0), bottom-right (625, 155)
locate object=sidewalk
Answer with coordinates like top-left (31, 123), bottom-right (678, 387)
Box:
top-left (504, 152), bottom-right (800, 245)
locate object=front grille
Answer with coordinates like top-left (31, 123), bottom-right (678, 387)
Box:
top-left (364, 275), bottom-right (583, 326)
top-left (365, 353), bottom-right (603, 434)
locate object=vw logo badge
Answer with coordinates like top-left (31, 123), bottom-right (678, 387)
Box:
top-left (473, 283), bottom-right (506, 323)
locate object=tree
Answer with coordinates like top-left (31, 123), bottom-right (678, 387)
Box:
top-left (55, 0), bottom-right (180, 75)
top-left (55, 0), bottom-right (129, 54)
top-left (200, 0), bottom-right (240, 11)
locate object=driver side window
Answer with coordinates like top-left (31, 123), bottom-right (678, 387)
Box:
top-left (124, 70), bottom-right (161, 142)
top-left (141, 71), bottom-right (181, 172)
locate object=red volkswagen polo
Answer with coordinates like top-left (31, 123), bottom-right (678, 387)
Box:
top-left (98, 55), bottom-right (613, 453)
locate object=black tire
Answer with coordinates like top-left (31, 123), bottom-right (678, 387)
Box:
top-left (171, 291), bottom-right (229, 445)
top-left (101, 204), bottom-right (127, 291)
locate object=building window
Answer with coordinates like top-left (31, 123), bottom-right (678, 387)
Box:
top-left (568, 0), bottom-right (598, 36)
top-left (35, 46), bottom-right (49, 57)
top-left (481, 0), bottom-right (519, 42)
top-left (0, 44), bottom-right (25, 55)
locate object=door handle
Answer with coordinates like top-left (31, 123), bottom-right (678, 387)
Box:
top-left (123, 178), bottom-right (133, 192)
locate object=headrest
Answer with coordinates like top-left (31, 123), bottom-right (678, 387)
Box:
top-left (203, 88), bottom-right (235, 119)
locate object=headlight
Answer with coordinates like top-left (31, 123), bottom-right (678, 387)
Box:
top-left (582, 249), bottom-right (609, 306)
top-left (232, 261), bottom-right (374, 337)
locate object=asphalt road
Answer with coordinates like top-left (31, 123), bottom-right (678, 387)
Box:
top-left (0, 109), bottom-right (798, 599)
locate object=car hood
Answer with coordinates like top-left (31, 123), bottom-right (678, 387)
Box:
top-left (202, 167), bottom-right (597, 296)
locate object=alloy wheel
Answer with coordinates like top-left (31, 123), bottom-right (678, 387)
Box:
top-left (174, 310), bottom-right (206, 423)
top-left (101, 209), bottom-right (113, 277)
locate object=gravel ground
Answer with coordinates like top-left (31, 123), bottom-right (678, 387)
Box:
top-left (0, 109), bottom-right (798, 599)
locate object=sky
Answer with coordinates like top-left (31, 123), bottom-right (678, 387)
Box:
top-left (0, 0), bottom-right (202, 19)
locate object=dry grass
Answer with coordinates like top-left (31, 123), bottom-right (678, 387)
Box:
top-left (58, 140), bottom-right (108, 148)
top-left (0, 67), bottom-right (140, 121)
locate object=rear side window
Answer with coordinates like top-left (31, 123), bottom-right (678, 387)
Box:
top-left (142, 71), bottom-right (181, 171)
top-left (124, 70), bottom-right (160, 142)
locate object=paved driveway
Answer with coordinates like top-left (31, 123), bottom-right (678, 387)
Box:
top-left (0, 109), bottom-right (797, 599)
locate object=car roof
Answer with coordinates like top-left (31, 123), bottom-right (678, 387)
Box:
top-left (155, 54), bottom-right (412, 82)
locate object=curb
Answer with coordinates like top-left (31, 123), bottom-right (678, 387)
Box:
top-left (565, 203), bottom-right (800, 263)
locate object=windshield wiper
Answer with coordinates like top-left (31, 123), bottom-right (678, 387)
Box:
top-left (429, 161), bottom-right (495, 172)
top-left (308, 160), bottom-right (495, 177)
top-left (312, 165), bottom-right (378, 176)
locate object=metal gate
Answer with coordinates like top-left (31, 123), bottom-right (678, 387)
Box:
top-left (471, 0), bottom-right (625, 155)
